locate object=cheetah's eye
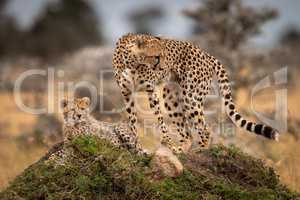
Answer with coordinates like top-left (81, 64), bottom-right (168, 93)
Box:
top-left (154, 56), bottom-right (160, 68)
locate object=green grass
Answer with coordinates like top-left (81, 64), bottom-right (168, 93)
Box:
top-left (0, 136), bottom-right (299, 200)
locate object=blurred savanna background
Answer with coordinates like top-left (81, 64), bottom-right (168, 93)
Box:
top-left (0, 0), bottom-right (300, 192)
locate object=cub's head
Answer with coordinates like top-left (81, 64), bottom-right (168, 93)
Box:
top-left (61, 97), bottom-right (91, 127)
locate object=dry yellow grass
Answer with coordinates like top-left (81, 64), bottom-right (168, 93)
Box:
top-left (0, 92), bottom-right (37, 136)
top-left (233, 86), bottom-right (300, 191)
top-left (0, 138), bottom-right (46, 189)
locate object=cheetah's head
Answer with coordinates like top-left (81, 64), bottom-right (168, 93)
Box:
top-left (127, 35), bottom-right (164, 67)
top-left (129, 37), bottom-right (162, 56)
top-left (61, 97), bottom-right (91, 127)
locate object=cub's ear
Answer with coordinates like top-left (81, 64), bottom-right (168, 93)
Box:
top-left (82, 97), bottom-right (90, 106)
top-left (77, 97), bottom-right (90, 109)
top-left (61, 99), bottom-right (68, 108)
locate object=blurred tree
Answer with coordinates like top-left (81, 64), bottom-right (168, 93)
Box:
top-left (0, 0), bottom-right (6, 11)
top-left (184, 0), bottom-right (278, 50)
top-left (128, 6), bottom-right (164, 35)
top-left (182, 0), bottom-right (279, 86)
top-left (280, 27), bottom-right (300, 48)
top-left (0, 0), bottom-right (21, 57)
top-left (271, 26), bottom-right (300, 69)
top-left (23, 0), bottom-right (103, 60)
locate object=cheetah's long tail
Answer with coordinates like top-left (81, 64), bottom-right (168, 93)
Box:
top-left (214, 60), bottom-right (279, 141)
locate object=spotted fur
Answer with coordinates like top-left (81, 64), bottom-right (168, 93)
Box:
top-left (112, 33), bottom-right (279, 152)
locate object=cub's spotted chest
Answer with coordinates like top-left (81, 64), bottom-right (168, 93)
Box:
top-left (112, 33), bottom-right (279, 153)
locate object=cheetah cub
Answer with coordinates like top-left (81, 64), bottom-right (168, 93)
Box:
top-left (112, 33), bottom-right (279, 153)
top-left (62, 97), bottom-right (148, 155)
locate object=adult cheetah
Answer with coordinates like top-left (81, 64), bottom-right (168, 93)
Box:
top-left (112, 33), bottom-right (279, 152)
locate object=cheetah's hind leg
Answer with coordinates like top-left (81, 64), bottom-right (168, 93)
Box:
top-left (182, 89), bottom-right (212, 152)
top-left (162, 84), bottom-right (193, 153)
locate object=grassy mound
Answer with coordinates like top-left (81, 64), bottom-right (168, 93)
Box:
top-left (0, 136), bottom-right (299, 200)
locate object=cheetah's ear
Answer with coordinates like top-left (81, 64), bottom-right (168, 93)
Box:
top-left (135, 38), bottom-right (145, 49)
top-left (77, 97), bottom-right (90, 109)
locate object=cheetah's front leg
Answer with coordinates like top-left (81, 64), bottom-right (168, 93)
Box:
top-left (145, 84), bottom-right (177, 152)
top-left (115, 71), bottom-right (138, 136)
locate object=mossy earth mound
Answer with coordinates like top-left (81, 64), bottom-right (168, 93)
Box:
top-left (0, 136), bottom-right (299, 200)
